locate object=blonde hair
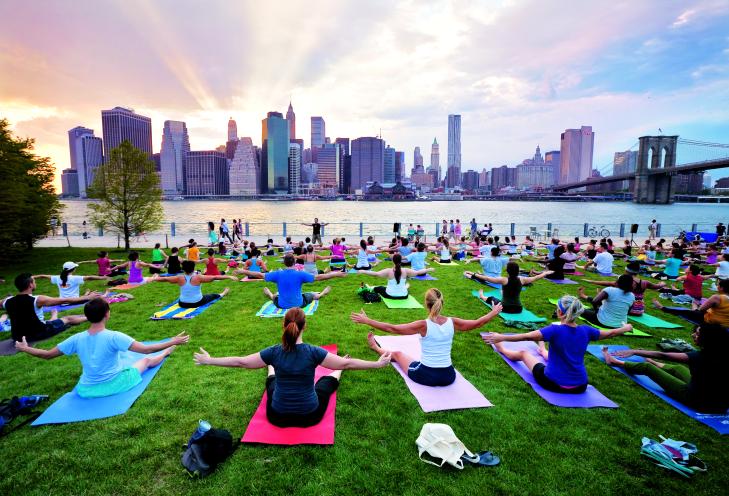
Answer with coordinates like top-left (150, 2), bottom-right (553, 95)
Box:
top-left (556, 295), bottom-right (584, 323)
top-left (282, 307), bottom-right (306, 351)
top-left (425, 288), bottom-right (443, 320)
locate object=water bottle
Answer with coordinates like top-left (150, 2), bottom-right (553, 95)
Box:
top-left (188, 419), bottom-right (211, 446)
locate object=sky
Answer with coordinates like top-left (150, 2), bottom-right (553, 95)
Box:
top-left (2, 0), bottom-right (729, 191)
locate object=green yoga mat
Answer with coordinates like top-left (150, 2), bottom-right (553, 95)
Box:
top-left (546, 298), bottom-right (651, 337)
top-left (471, 290), bottom-right (547, 323)
top-left (433, 260), bottom-right (459, 266)
top-left (627, 312), bottom-right (684, 329)
top-left (382, 295), bottom-right (424, 309)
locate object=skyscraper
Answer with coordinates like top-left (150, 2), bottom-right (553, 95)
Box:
top-left (311, 116), bottom-right (325, 149)
top-left (227, 117), bottom-right (238, 142)
top-left (612, 150), bottom-right (637, 191)
top-left (68, 126), bottom-right (103, 197)
top-left (350, 137), bottom-right (384, 191)
top-left (384, 145), bottom-right (396, 183)
top-left (301, 162), bottom-right (318, 186)
top-left (261, 111), bottom-right (290, 193)
top-left (185, 151), bottom-right (229, 196)
top-left (288, 142), bottom-right (301, 194)
top-left (101, 106), bottom-right (153, 158)
top-left (286, 102), bottom-right (296, 140)
top-left (462, 170), bottom-right (479, 191)
top-left (336, 138), bottom-right (351, 194)
top-left (491, 165), bottom-right (517, 191)
top-left (61, 169), bottom-right (80, 197)
top-left (395, 151), bottom-right (405, 181)
top-left (559, 126), bottom-right (594, 185)
top-left (545, 150), bottom-right (561, 185)
top-left (413, 146), bottom-right (424, 172)
top-left (229, 137), bottom-right (259, 196)
top-left (317, 143), bottom-right (340, 193)
top-left (446, 115), bottom-right (461, 188)
top-left (159, 120), bottom-right (190, 195)
top-left (428, 137), bottom-right (440, 187)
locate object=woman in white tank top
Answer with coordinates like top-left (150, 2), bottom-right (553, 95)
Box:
top-left (356, 254), bottom-right (433, 299)
top-left (351, 288), bottom-right (503, 387)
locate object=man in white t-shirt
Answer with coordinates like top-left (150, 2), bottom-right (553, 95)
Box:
top-left (585, 243), bottom-right (614, 275)
top-left (648, 219), bottom-right (657, 240)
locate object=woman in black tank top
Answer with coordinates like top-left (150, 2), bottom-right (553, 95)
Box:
top-left (475, 262), bottom-right (554, 314)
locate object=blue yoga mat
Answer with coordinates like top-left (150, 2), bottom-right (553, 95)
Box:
top-left (150, 297), bottom-right (221, 320)
top-left (586, 345), bottom-right (729, 434)
top-left (412, 274), bottom-right (438, 281)
top-left (32, 342), bottom-right (168, 425)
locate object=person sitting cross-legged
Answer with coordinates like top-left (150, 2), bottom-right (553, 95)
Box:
top-left (483, 295), bottom-right (633, 394)
top-left (602, 323), bottom-right (729, 413)
top-left (238, 253), bottom-right (345, 309)
top-left (152, 260), bottom-right (236, 308)
top-left (193, 307), bottom-right (390, 427)
top-left (14, 298), bottom-right (189, 398)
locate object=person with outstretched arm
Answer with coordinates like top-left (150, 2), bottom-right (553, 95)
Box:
top-left (151, 260), bottom-right (236, 308)
top-left (302, 217), bottom-right (328, 245)
top-left (2, 273), bottom-right (101, 343)
top-left (15, 298), bottom-right (189, 398)
top-left (238, 254), bottom-right (345, 309)
top-left (483, 295), bottom-right (633, 394)
top-left (194, 307), bottom-right (390, 427)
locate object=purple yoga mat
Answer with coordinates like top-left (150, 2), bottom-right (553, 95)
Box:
top-left (375, 334), bottom-right (492, 412)
top-left (479, 334), bottom-right (618, 408)
top-left (548, 278), bottom-right (578, 285)
top-left (412, 274), bottom-right (438, 281)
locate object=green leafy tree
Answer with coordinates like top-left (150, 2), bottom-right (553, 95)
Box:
top-left (0, 118), bottom-right (61, 257)
top-left (87, 140), bottom-right (163, 249)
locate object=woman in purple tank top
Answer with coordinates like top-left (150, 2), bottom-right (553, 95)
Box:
top-left (109, 251), bottom-right (157, 284)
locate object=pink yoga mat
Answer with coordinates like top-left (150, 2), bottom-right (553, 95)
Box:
top-left (480, 334), bottom-right (618, 408)
top-left (375, 334), bottom-right (492, 412)
top-left (241, 344), bottom-right (337, 445)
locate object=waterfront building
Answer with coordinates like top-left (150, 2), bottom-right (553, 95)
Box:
top-left (414, 146), bottom-right (423, 170)
top-left (462, 170), bottom-right (479, 191)
top-left (61, 169), bottom-right (79, 197)
top-left (68, 126), bottom-right (103, 197)
top-left (428, 137), bottom-right (440, 187)
top-left (288, 142), bottom-right (302, 194)
top-left (311, 116), bottom-right (325, 149)
top-left (491, 165), bottom-right (517, 192)
top-left (559, 126), bottom-right (594, 186)
top-left (185, 151), bottom-right (229, 196)
top-left (160, 120), bottom-right (190, 195)
top-left (261, 111), bottom-right (290, 193)
top-left (516, 145), bottom-right (553, 189)
top-left (675, 172), bottom-right (705, 194)
top-left (286, 102), bottom-right (296, 140)
top-left (478, 169), bottom-right (491, 191)
top-left (152, 153), bottom-right (160, 172)
top-left (351, 137), bottom-right (385, 191)
top-left (101, 106), bottom-right (153, 158)
top-left (612, 150), bottom-right (637, 192)
top-left (411, 172), bottom-right (432, 189)
top-left (229, 137), bottom-right (259, 196)
top-left (227, 117), bottom-right (238, 142)
top-left (384, 145), bottom-right (396, 183)
top-left (317, 143), bottom-right (340, 193)
top-left (335, 137), bottom-right (350, 155)
top-left (545, 150), bottom-right (561, 185)
top-left (446, 115), bottom-right (461, 188)
top-left (301, 162), bottom-right (318, 186)
top-left (396, 151), bottom-right (405, 181)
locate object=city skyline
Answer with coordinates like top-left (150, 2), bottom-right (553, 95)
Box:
top-left (2, 1), bottom-right (729, 191)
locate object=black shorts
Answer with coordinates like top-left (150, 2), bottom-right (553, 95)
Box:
top-left (273, 292), bottom-right (315, 309)
top-left (373, 286), bottom-right (408, 300)
top-left (17, 319), bottom-right (70, 343)
top-left (532, 363), bottom-right (587, 394)
top-left (354, 265), bottom-right (372, 271)
top-left (149, 264), bottom-right (164, 275)
top-left (265, 375), bottom-right (339, 427)
top-left (439, 259), bottom-right (451, 263)
top-left (407, 362), bottom-right (456, 387)
top-left (179, 293), bottom-right (221, 308)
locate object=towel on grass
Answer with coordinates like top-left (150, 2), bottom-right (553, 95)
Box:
top-left (472, 290), bottom-right (546, 323)
top-left (257, 300), bottom-right (319, 317)
top-left (151, 297), bottom-right (221, 320)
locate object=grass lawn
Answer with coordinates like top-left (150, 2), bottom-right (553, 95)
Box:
top-left (0, 248), bottom-right (726, 496)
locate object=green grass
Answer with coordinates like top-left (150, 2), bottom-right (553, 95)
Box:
top-left (1, 248), bottom-right (726, 496)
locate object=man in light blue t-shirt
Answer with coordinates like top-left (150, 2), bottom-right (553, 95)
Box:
top-left (239, 254), bottom-right (346, 309)
top-left (14, 298), bottom-right (188, 398)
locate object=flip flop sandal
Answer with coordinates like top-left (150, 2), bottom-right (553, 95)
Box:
top-left (461, 451), bottom-right (500, 467)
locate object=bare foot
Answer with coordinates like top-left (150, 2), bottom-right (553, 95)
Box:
top-left (50, 309), bottom-right (58, 320)
top-left (366, 332), bottom-right (384, 355)
top-left (317, 286), bottom-right (332, 299)
top-left (652, 298), bottom-right (663, 310)
top-left (578, 287), bottom-right (588, 299)
top-left (478, 288), bottom-right (485, 300)
top-left (220, 287), bottom-right (230, 298)
top-left (163, 345), bottom-right (177, 357)
top-left (537, 341), bottom-right (549, 360)
top-left (601, 346), bottom-right (619, 366)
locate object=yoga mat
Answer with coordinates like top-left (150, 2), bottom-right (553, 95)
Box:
top-left (571, 271), bottom-right (585, 276)
top-left (586, 345), bottom-right (729, 434)
top-left (151, 297), bottom-right (221, 320)
top-left (0, 338), bottom-right (21, 356)
top-left (32, 342), bottom-right (168, 425)
top-left (382, 295), bottom-right (424, 309)
top-left (547, 278), bottom-right (578, 285)
top-left (433, 260), bottom-right (459, 266)
top-left (463, 274), bottom-right (501, 289)
top-left (241, 344), bottom-right (337, 445)
top-left (112, 280), bottom-right (148, 291)
top-left (375, 334), bottom-right (492, 412)
top-left (471, 290), bottom-right (546, 323)
top-left (659, 307), bottom-right (703, 326)
top-left (482, 335), bottom-right (618, 408)
top-left (412, 274), bottom-right (438, 281)
top-left (42, 302), bottom-right (84, 313)
top-left (256, 300), bottom-right (319, 317)
top-left (627, 312), bottom-right (684, 329)
top-left (546, 298), bottom-right (652, 337)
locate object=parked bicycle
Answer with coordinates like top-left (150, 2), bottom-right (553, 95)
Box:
top-left (587, 225), bottom-right (610, 238)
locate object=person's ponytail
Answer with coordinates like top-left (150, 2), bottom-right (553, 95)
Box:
top-left (558, 295), bottom-right (584, 323)
top-left (425, 288), bottom-right (443, 320)
top-left (393, 254), bottom-right (402, 284)
top-left (282, 307), bottom-right (306, 352)
top-left (60, 268), bottom-right (71, 286)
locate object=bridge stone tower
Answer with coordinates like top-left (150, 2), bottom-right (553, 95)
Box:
top-left (633, 135), bottom-right (679, 204)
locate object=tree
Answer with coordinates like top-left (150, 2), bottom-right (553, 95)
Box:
top-left (87, 140), bottom-right (163, 249)
top-left (0, 118), bottom-right (61, 257)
